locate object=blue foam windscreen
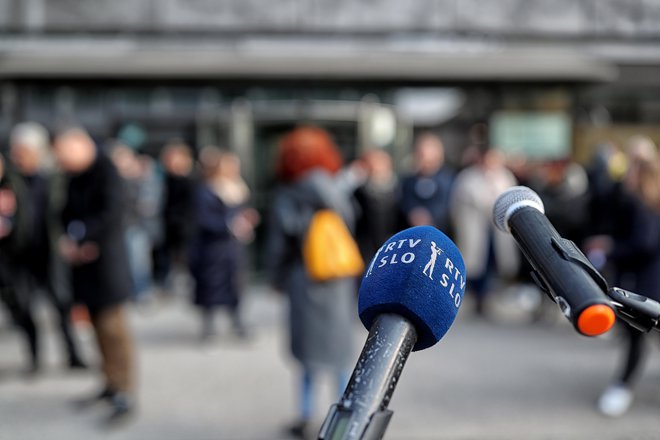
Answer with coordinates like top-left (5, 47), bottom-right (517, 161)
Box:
top-left (358, 226), bottom-right (466, 351)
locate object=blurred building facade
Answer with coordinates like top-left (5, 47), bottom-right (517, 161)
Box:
top-left (0, 0), bottom-right (659, 173)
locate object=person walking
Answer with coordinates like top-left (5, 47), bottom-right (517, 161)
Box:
top-left (2, 122), bottom-right (85, 374)
top-left (450, 146), bottom-right (519, 315)
top-left (266, 126), bottom-right (358, 439)
top-left (189, 148), bottom-right (258, 340)
top-left (400, 132), bottom-right (454, 233)
top-left (53, 127), bottom-right (137, 424)
top-left (353, 149), bottom-right (400, 262)
top-left (595, 137), bottom-right (660, 417)
top-left (152, 140), bottom-right (195, 295)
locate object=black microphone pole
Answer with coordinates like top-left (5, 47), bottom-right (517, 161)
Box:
top-left (318, 313), bottom-right (417, 440)
top-left (607, 287), bottom-right (660, 333)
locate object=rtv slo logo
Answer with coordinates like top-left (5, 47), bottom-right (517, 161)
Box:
top-left (366, 238), bottom-right (464, 308)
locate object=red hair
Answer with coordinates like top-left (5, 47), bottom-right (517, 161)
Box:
top-left (276, 126), bottom-right (343, 182)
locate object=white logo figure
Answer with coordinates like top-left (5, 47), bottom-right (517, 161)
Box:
top-left (366, 244), bottom-right (384, 277)
top-left (423, 241), bottom-right (443, 280)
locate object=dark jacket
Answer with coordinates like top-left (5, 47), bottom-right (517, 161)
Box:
top-left (163, 173), bottom-right (195, 250)
top-left (1, 166), bottom-right (73, 312)
top-left (534, 164), bottom-right (591, 245)
top-left (0, 161), bottom-right (24, 305)
top-left (609, 191), bottom-right (660, 301)
top-left (13, 173), bottom-right (51, 279)
top-left (0, 161), bottom-right (31, 259)
top-left (188, 185), bottom-right (243, 308)
top-left (354, 177), bottom-right (400, 261)
top-left (400, 168), bottom-right (454, 233)
top-left (267, 170), bottom-right (356, 371)
top-left (61, 153), bottom-right (132, 313)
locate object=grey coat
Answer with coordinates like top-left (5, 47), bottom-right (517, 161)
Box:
top-left (267, 170), bottom-right (357, 371)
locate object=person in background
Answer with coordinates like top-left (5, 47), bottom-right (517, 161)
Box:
top-left (3, 123), bottom-right (86, 374)
top-left (110, 141), bottom-right (162, 302)
top-left (266, 126), bottom-right (357, 439)
top-left (189, 148), bottom-right (258, 340)
top-left (595, 137), bottom-right (660, 417)
top-left (586, 142), bottom-right (626, 240)
top-left (0, 153), bottom-right (21, 344)
top-left (53, 128), bottom-right (136, 425)
top-left (353, 148), bottom-right (400, 262)
top-left (399, 132), bottom-right (454, 233)
top-left (0, 154), bottom-right (13, 238)
top-left (530, 159), bottom-right (591, 245)
top-left (152, 140), bottom-right (195, 296)
top-left (450, 146), bottom-right (519, 316)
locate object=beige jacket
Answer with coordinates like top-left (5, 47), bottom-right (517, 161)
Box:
top-left (450, 166), bottom-right (519, 279)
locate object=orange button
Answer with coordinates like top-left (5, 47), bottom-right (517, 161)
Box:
top-left (577, 304), bottom-right (616, 336)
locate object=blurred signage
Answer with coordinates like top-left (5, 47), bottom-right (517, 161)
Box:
top-left (490, 112), bottom-right (572, 159)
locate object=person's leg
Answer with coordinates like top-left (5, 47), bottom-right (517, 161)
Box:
top-left (55, 305), bottom-right (86, 368)
top-left (229, 304), bottom-right (248, 338)
top-left (42, 266), bottom-right (86, 369)
top-left (300, 368), bottom-right (314, 422)
top-left (125, 227), bottom-right (153, 301)
top-left (18, 308), bottom-right (39, 374)
top-left (13, 271), bottom-right (39, 374)
top-left (288, 368), bottom-right (314, 438)
top-left (151, 242), bottom-right (170, 292)
top-left (228, 248), bottom-right (248, 338)
top-left (90, 308), bottom-right (114, 393)
top-left (289, 368), bottom-right (349, 436)
top-left (336, 370), bottom-right (350, 399)
top-left (598, 324), bottom-right (646, 417)
top-left (468, 275), bottom-right (487, 315)
top-left (90, 304), bottom-right (136, 422)
top-left (134, 228), bottom-right (154, 300)
top-left (467, 235), bottom-right (496, 316)
top-left (619, 325), bottom-right (647, 386)
top-left (201, 307), bottom-right (216, 340)
top-left (228, 266), bottom-right (248, 338)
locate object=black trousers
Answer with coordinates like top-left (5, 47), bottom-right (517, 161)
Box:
top-left (7, 264), bottom-right (82, 368)
top-left (618, 323), bottom-right (655, 386)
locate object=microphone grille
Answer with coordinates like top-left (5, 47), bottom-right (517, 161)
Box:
top-left (493, 186), bottom-right (545, 233)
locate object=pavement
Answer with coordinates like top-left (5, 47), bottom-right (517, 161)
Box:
top-left (1, 285), bottom-right (659, 440)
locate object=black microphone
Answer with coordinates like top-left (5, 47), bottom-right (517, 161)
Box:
top-left (318, 226), bottom-right (466, 440)
top-left (492, 186), bottom-right (615, 336)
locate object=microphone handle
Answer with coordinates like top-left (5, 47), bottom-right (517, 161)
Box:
top-left (508, 208), bottom-right (610, 329)
top-left (318, 313), bottom-right (417, 440)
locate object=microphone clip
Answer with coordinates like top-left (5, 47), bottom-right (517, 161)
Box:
top-left (607, 287), bottom-right (660, 333)
top-left (528, 237), bottom-right (609, 307)
top-left (551, 237), bottom-right (609, 295)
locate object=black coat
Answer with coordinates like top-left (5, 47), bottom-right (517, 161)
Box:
top-left (0, 163), bottom-right (23, 306)
top-left (0, 166), bottom-right (73, 312)
top-left (12, 173), bottom-right (51, 280)
top-left (354, 178), bottom-right (400, 261)
top-left (188, 185), bottom-right (243, 308)
top-left (163, 173), bottom-right (195, 250)
top-left (61, 153), bottom-right (132, 313)
top-left (0, 161), bottom-right (31, 260)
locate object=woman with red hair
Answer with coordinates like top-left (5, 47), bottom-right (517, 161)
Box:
top-left (267, 126), bottom-right (359, 438)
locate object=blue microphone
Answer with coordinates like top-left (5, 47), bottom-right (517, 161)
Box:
top-left (319, 226), bottom-right (466, 440)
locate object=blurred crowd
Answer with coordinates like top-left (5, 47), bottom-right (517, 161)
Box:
top-left (0, 121), bottom-right (658, 437)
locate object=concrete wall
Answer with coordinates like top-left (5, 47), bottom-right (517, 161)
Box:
top-left (0, 0), bottom-right (659, 37)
